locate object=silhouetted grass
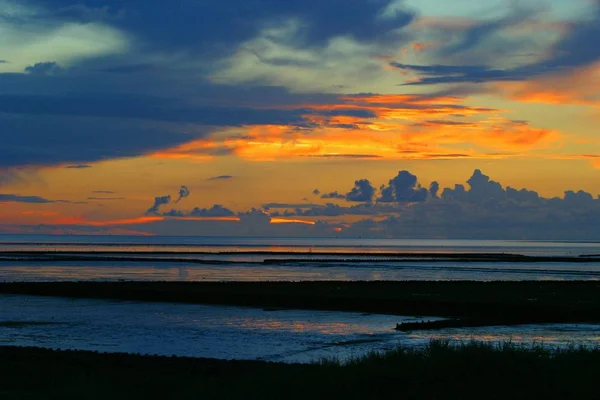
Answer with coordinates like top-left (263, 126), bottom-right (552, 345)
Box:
top-left (3, 341), bottom-right (600, 399)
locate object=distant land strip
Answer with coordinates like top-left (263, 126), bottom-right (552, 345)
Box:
top-left (2, 252), bottom-right (600, 264)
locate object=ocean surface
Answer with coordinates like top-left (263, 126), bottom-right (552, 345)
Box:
top-left (2, 235), bottom-right (600, 361)
top-left (1, 235), bottom-right (600, 282)
top-left (3, 295), bottom-right (600, 363)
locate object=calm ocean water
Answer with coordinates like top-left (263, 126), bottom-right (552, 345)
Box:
top-left (3, 236), bottom-right (600, 361)
top-left (3, 295), bottom-right (600, 363)
top-left (1, 235), bottom-right (599, 282)
top-left (2, 234), bottom-right (600, 255)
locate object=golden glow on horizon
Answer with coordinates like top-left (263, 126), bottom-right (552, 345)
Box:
top-left (270, 218), bottom-right (316, 225)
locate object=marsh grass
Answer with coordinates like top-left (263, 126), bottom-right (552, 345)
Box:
top-left (4, 340), bottom-right (600, 399)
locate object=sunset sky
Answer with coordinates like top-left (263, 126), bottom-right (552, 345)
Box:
top-left (1, 0), bottom-right (599, 238)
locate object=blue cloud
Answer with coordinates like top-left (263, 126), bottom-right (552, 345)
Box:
top-left (0, 194), bottom-right (65, 203)
top-left (24, 62), bottom-right (62, 76)
top-left (378, 170), bottom-right (428, 203)
top-left (346, 179), bottom-right (375, 202)
top-left (36, 0), bottom-right (414, 51)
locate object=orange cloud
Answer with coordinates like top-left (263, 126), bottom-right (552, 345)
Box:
top-left (149, 93), bottom-right (560, 162)
top-left (496, 63), bottom-right (600, 106)
top-left (20, 211), bottom-right (59, 217)
top-left (270, 218), bottom-right (316, 225)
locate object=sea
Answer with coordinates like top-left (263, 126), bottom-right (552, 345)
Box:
top-left (2, 235), bottom-right (600, 362)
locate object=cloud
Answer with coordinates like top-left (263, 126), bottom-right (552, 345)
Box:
top-left (64, 164), bottom-right (92, 169)
top-left (345, 179), bottom-right (375, 202)
top-left (238, 208), bottom-right (271, 227)
top-left (264, 203), bottom-right (322, 209)
top-left (288, 202), bottom-right (382, 217)
top-left (321, 191), bottom-right (345, 199)
top-left (0, 170), bottom-right (23, 186)
top-left (145, 195), bottom-right (171, 215)
top-left (0, 194), bottom-right (62, 204)
top-left (312, 189), bottom-right (320, 195)
top-left (175, 185), bottom-right (190, 203)
top-left (429, 181), bottom-right (439, 199)
top-left (0, 111), bottom-right (206, 168)
top-left (0, 93), bottom-right (342, 126)
top-left (378, 170), bottom-right (428, 203)
top-left (0, 2), bottom-right (129, 74)
top-left (208, 175), bottom-right (234, 181)
top-left (24, 62), bottom-right (62, 76)
top-left (394, 1), bottom-right (600, 86)
top-left (161, 204), bottom-right (236, 218)
top-left (392, 62), bottom-right (536, 85)
top-left (191, 205), bottom-right (235, 217)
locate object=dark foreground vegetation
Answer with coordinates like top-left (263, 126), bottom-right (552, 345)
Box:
top-left (2, 281), bottom-right (600, 329)
top-left (2, 341), bottom-right (600, 400)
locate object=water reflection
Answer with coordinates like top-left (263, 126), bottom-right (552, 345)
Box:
top-left (2, 261), bottom-right (600, 282)
top-left (3, 295), bottom-right (600, 363)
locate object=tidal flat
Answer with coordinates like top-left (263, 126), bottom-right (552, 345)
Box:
top-left (3, 281), bottom-right (600, 327)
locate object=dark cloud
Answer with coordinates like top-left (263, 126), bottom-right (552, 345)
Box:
top-left (544, 0), bottom-right (600, 70)
top-left (333, 169), bottom-right (600, 239)
top-left (175, 185), bottom-right (190, 203)
top-left (392, 62), bottom-right (538, 85)
top-left (208, 175), bottom-right (234, 181)
top-left (346, 179), bottom-right (375, 202)
top-left (0, 90), bottom-right (377, 168)
top-left (0, 111), bottom-right (206, 168)
top-left (442, 169), bottom-right (505, 203)
top-left (264, 203), bottom-right (322, 209)
top-left (0, 93), bottom-right (352, 126)
top-left (321, 191), bottom-right (346, 200)
top-left (146, 195), bottom-right (171, 215)
top-left (161, 204), bottom-right (236, 217)
top-left (64, 164), bottom-right (92, 169)
top-left (437, 5), bottom-right (541, 57)
top-left (0, 194), bottom-right (64, 204)
top-left (285, 202), bottom-right (382, 217)
top-left (378, 170), bottom-right (427, 203)
top-left (50, 4), bottom-right (125, 22)
top-left (429, 181), bottom-right (439, 199)
top-left (24, 62), bottom-right (62, 76)
top-left (99, 64), bottom-right (160, 74)
top-left (394, 1), bottom-right (600, 86)
top-left (505, 187), bottom-right (539, 203)
top-left (191, 205), bottom-right (235, 217)
top-left (33, 0), bottom-right (414, 58)
top-left (238, 208), bottom-right (271, 228)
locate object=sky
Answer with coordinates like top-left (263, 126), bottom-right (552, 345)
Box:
top-left (0, 0), bottom-right (599, 239)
